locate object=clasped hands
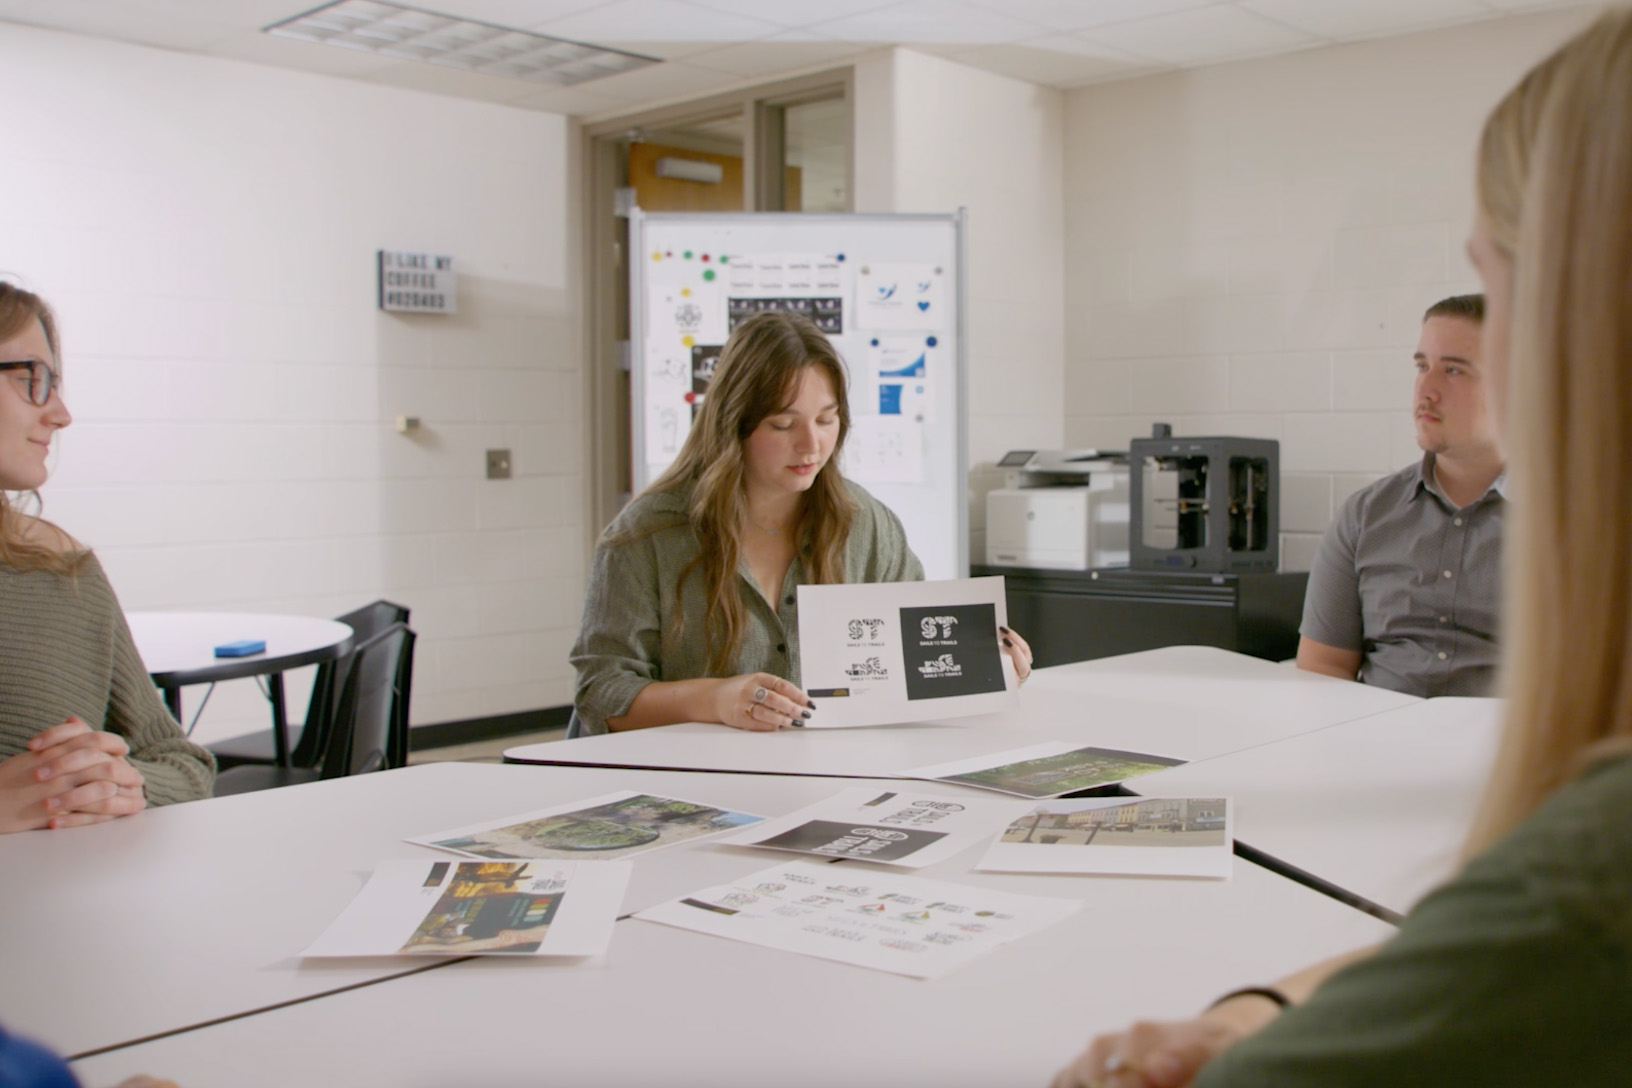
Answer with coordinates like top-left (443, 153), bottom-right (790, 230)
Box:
top-left (0, 717), bottom-right (147, 833)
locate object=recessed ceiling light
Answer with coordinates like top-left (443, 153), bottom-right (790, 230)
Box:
top-left (265, 0), bottom-right (659, 87)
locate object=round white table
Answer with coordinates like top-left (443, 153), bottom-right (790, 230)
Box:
top-left (128, 611), bottom-right (354, 767)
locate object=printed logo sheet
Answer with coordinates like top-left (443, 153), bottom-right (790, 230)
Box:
top-left (721, 786), bottom-right (1031, 869)
top-left (406, 791), bottom-right (764, 862)
top-left (798, 576), bottom-right (1017, 728)
top-left (978, 797), bottom-right (1234, 879)
top-left (905, 742), bottom-right (1188, 798)
top-left (303, 859), bottom-right (630, 958)
top-left (634, 860), bottom-right (1082, 979)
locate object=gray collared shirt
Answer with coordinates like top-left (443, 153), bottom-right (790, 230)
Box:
top-left (570, 479), bottom-right (924, 735)
top-left (1300, 453), bottom-right (1504, 697)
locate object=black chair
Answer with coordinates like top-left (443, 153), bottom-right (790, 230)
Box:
top-left (213, 622), bottom-right (415, 796)
top-left (209, 600), bottom-right (411, 771)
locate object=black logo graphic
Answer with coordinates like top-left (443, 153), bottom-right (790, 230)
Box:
top-left (899, 603), bottom-right (1005, 701)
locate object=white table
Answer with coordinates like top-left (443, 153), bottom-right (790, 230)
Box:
top-left (129, 610), bottom-right (354, 765)
top-left (68, 848), bottom-right (1395, 1087)
top-left (0, 762), bottom-right (1005, 1059)
top-left (1131, 697), bottom-right (1503, 918)
top-left (507, 646), bottom-right (1422, 780)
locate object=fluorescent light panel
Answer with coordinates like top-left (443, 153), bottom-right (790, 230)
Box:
top-left (265, 0), bottom-right (659, 86)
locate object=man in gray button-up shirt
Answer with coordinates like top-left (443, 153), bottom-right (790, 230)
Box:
top-left (1298, 295), bottom-right (1504, 697)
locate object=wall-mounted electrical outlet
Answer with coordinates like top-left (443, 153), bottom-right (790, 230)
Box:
top-left (486, 449), bottom-right (512, 480)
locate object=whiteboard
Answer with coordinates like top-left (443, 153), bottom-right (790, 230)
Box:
top-left (630, 209), bottom-right (967, 579)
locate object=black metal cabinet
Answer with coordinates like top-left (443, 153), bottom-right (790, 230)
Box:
top-left (972, 565), bottom-right (1309, 668)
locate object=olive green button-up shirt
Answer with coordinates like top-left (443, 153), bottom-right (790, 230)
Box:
top-left (570, 480), bottom-right (924, 735)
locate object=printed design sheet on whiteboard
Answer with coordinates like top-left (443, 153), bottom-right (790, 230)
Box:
top-left (797, 576), bottom-right (1017, 728)
top-left (720, 786), bottom-right (1031, 869)
top-left (633, 860), bottom-right (1082, 980)
top-left (856, 262), bottom-right (945, 330)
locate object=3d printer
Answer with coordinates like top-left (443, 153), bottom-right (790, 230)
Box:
top-left (1128, 425), bottom-right (1279, 573)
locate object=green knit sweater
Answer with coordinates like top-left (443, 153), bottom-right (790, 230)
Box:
top-left (1, 554), bottom-right (215, 805)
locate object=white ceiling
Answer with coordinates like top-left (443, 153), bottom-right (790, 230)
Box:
top-left (0, 0), bottom-right (1600, 120)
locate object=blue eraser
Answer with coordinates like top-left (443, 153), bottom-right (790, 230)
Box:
top-left (214, 639), bottom-right (266, 658)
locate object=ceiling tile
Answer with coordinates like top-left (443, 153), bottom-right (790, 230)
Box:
top-left (680, 0), bottom-right (900, 28)
top-left (367, 58), bottom-right (557, 102)
top-left (426, 0), bottom-right (608, 28)
top-left (1240, 0), bottom-right (1491, 40)
top-left (1474, 0), bottom-right (1602, 10)
top-left (0, 0), bottom-right (246, 49)
top-left (533, 0), bottom-right (781, 44)
top-left (806, 0), bottom-right (1047, 45)
top-left (941, 37), bottom-right (1163, 87)
top-left (203, 31), bottom-right (403, 78)
top-left (684, 31), bottom-right (870, 77)
top-left (575, 58), bottom-right (745, 114)
top-left (1085, 4), bottom-right (1315, 65)
top-left (962, 0), bottom-right (1218, 32)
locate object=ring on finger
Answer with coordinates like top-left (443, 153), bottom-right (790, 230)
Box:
top-left (744, 704), bottom-right (754, 719)
top-left (752, 686), bottom-right (768, 703)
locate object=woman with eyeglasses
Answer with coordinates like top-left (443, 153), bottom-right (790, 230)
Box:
top-left (0, 283), bottom-right (214, 833)
top-left (1052, 12), bottom-right (1632, 1088)
top-left (570, 311), bottom-right (1033, 735)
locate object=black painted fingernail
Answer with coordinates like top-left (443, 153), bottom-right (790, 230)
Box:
top-left (788, 720), bottom-right (804, 728)
top-left (999, 625), bottom-right (1010, 633)
top-left (1003, 638), bottom-right (1014, 648)
top-left (802, 710), bottom-right (812, 719)
top-left (807, 700), bottom-right (818, 709)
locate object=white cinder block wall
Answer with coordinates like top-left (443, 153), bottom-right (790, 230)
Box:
top-left (853, 49), bottom-right (1066, 562)
top-left (1, 23), bottom-right (580, 743)
top-left (1060, 8), bottom-right (1594, 570)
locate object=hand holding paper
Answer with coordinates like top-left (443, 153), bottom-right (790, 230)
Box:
top-left (797, 576), bottom-right (1019, 728)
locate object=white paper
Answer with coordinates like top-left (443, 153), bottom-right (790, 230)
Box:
top-left (798, 577), bottom-right (1017, 728)
top-left (722, 786), bottom-right (1032, 869)
top-left (905, 742), bottom-right (1188, 798)
top-left (407, 791), bottom-right (765, 862)
top-left (977, 797), bottom-right (1233, 878)
top-left (647, 281), bottom-right (725, 348)
top-left (634, 860), bottom-right (1082, 980)
top-left (844, 414), bottom-right (925, 484)
top-left (857, 262), bottom-right (945, 330)
top-left (865, 335), bottom-right (939, 424)
top-left (303, 859), bottom-right (630, 958)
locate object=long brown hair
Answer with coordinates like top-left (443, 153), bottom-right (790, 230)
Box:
top-left (621, 311), bottom-right (856, 674)
top-left (0, 283), bottom-right (83, 576)
top-left (1466, 10), bottom-right (1632, 854)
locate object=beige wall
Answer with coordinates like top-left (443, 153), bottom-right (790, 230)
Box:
top-left (1061, 7), bottom-right (1594, 569)
top-left (2, 22), bottom-right (581, 740)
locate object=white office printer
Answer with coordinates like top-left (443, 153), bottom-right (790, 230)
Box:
top-left (984, 449), bottom-right (1130, 570)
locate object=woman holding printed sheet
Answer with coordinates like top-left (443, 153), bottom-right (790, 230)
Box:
top-left (0, 283), bottom-right (214, 833)
top-left (571, 311), bottom-right (1032, 735)
top-left (1053, 13), bottom-right (1632, 1088)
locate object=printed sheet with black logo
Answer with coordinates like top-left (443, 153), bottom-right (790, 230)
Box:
top-left (797, 576), bottom-right (1019, 728)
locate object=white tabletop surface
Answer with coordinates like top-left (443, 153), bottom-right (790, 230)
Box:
top-left (0, 762), bottom-right (1016, 1058)
top-left (126, 610), bottom-right (353, 677)
top-left (69, 844), bottom-right (1396, 1087)
top-left (1131, 696), bottom-right (1504, 916)
top-left (507, 646), bottom-right (1422, 780)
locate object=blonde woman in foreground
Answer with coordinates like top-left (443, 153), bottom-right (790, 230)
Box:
top-left (1054, 11), bottom-right (1632, 1087)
